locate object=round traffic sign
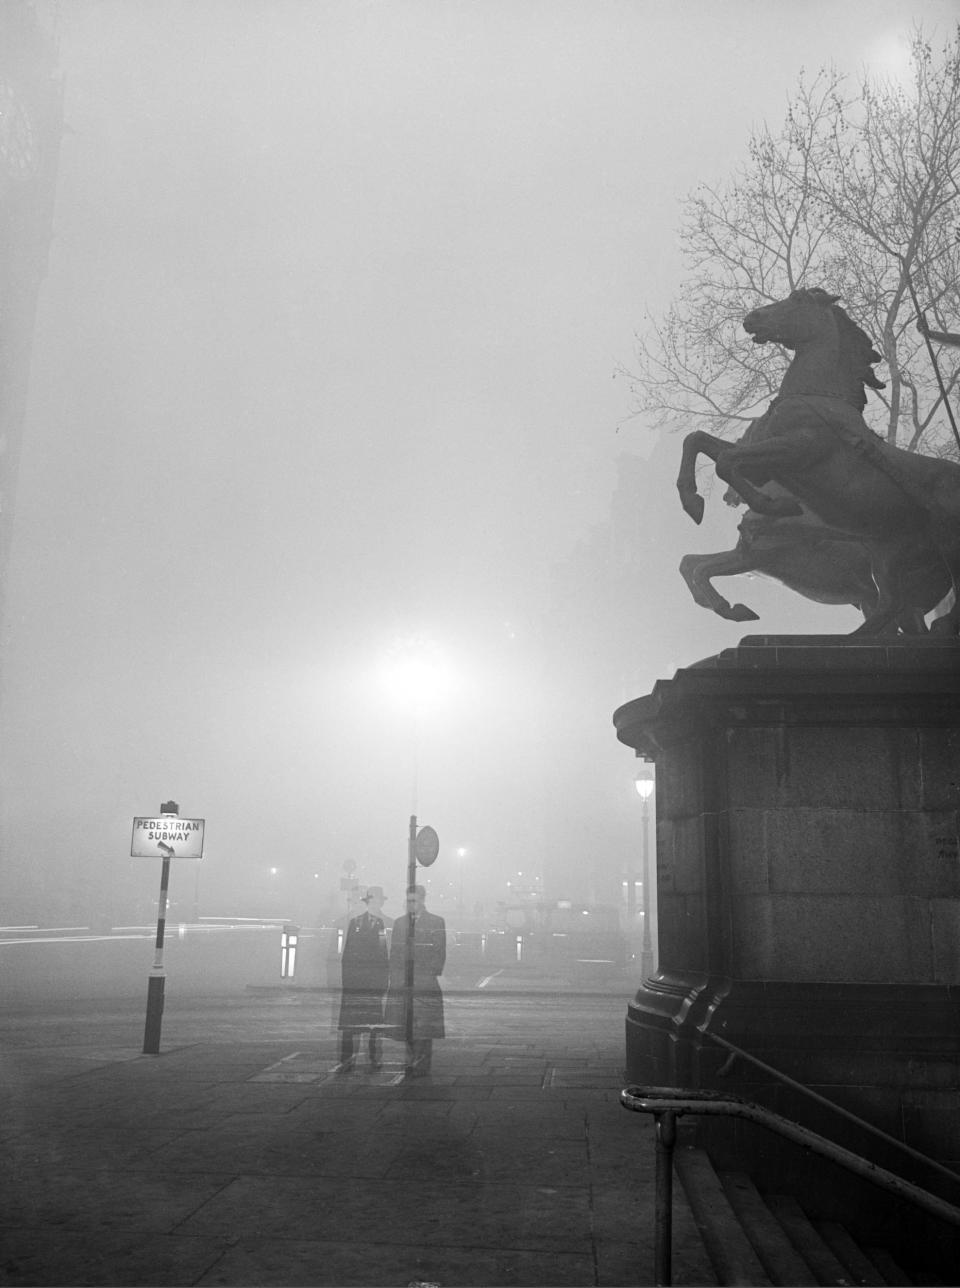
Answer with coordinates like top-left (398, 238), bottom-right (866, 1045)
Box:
top-left (415, 825), bottom-right (440, 867)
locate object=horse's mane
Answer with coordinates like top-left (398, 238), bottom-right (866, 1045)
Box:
top-left (803, 288), bottom-right (886, 408)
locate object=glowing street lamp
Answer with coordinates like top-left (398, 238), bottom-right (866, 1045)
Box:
top-left (634, 765), bottom-right (655, 981)
top-left (377, 635), bottom-right (460, 813)
top-left (377, 635), bottom-right (459, 719)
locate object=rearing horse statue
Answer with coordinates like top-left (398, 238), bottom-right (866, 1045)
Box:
top-left (676, 288), bottom-right (960, 635)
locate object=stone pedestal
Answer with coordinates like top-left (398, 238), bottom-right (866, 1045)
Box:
top-left (613, 636), bottom-right (960, 1188)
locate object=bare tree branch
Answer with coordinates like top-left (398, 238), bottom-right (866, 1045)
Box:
top-left (626, 27), bottom-right (960, 456)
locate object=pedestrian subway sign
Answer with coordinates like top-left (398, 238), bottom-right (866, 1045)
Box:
top-left (131, 817), bottom-right (205, 859)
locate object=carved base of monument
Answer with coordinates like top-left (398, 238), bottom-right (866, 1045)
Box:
top-left (613, 637), bottom-right (960, 1248)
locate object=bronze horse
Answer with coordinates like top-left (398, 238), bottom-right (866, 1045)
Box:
top-left (676, 288), bottom-right (960, 635)
top-left (679, 502), bottom-right (949, 631)
top-left (680, 421), bottom-right (952, 633)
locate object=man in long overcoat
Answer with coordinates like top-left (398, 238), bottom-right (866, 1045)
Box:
top-left (385, 884), bottom-right (446, 1077)
top-left (337, 886), bottom-right (390, 1071)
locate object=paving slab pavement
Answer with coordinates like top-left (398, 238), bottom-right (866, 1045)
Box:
top-left (0, 991), bottom-right (716, 1287)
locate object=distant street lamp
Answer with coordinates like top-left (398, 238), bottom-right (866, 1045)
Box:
top-left (634, 765), bottom-right (655, 981)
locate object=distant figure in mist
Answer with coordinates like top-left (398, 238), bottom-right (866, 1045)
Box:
top-left (385, 884), bottom-right (446, 1078)
top-left (337, 886), bottom-right (390, 1072)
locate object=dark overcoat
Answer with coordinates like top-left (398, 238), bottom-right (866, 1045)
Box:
top-left (384, 909), bottom-right (446, 1040)
top-left (337, 911), bottom-right (388, 1031)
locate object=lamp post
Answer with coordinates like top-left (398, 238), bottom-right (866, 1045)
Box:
top-left (456, 847), bottom-right (467, 912)
top-left (192, 857), bottom-right (200, 924)
top-left (634, 766), bottom-right (655, 981)
top-left (378, 635), bottom-right (456, 1059)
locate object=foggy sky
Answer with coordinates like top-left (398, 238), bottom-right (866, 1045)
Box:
top-left (2, 0), bottom-right (955, 923)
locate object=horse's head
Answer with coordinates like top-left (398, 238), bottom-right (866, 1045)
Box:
top-left (742, 288), bottom-right (840, 350)
top-left (743, 288), bottom-right (885, 407)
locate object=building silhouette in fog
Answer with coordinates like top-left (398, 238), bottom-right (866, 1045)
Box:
top-left (540, 451), bottom-right (668, 911)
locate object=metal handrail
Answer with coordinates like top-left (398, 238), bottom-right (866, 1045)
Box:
top-left (706, 1029), bottom-right (960, 1191)
top-left (621, 1084), bottom-right (960, 1287)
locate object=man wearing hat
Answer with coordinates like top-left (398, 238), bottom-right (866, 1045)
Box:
top-left (337, 886), bottom-right (390, 1072)
top-left (384, 884), bottom-right (446, 1078)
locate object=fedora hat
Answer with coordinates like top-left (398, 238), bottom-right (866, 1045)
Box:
top-left (361, 886), bottom-right (386, 902)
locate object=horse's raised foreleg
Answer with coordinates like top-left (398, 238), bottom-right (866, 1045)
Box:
top-left (713, 446), bottom-right (804, 518)
top-left (677, 431), bottom-right (728, 524)
top-left (679, 551), bottom-right (761, 622)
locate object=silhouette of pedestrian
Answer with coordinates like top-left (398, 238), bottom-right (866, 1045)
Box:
top-left (385, 884), bottom-right (446, 1078)
top-left (337, 885), bottom-right (389, 1072)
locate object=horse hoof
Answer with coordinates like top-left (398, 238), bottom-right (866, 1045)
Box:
top-left (849, 620), bottom-right (886, 637)
top-left (727, 604), bottom-right (761, 623)
top-left (681, 494), bottom-right (705, 524)
top-left (929, 615), bottom-right (960, 636)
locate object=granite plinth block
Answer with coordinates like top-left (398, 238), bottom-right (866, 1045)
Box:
top-left (614, 636), bottom-right (960, 987)
top-left (613, 635), bottom-right (960, 1175)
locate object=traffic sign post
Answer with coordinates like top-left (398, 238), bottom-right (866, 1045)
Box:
top-left (403, 817), bottom-right (440, 1047)
top-left (415, 825), bottom-right (439, 867)
top-left (137, 800), bottom-right (204, 1055)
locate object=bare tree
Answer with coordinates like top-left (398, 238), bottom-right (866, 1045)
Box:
top-left (627, 26), bottom-right (960, 455)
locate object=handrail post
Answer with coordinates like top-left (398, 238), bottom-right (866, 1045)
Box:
top-left (623, 1084), bottom-right (960, 1243)
top-left (654, 1109), bottom-right (677, 1286)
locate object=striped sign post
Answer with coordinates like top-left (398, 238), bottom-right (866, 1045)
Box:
top-left (134, 801), bottom-right (205, 1054)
